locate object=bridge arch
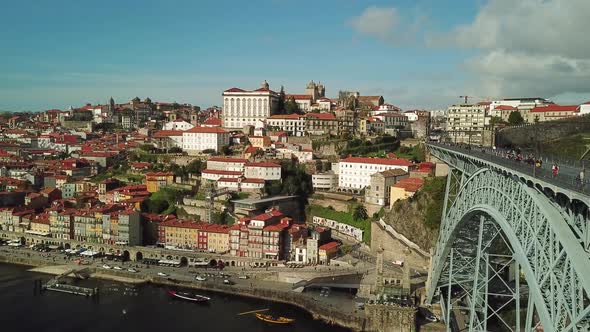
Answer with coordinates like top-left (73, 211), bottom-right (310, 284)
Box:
top-left (428, 168), bottom-right (590, 331)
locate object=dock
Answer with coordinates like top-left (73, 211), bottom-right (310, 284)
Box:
top-left (43, 283), bottom-right (98, 297)
top-left (39, 267), bottom-right (99, 297)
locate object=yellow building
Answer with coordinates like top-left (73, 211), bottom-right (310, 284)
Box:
top-left (248, 135), bottom-right (271, 149)
top-left (145, 172), bottom-right (174, 193)
top-left (202, 224), bottom-right (230, 253)
top-left (29, 214), bottom-right (51, 236)
top-left (160, 220), bottom-right (200, 249)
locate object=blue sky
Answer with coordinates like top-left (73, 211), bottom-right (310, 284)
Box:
top-left (2, 0), bottom-right (589, 111)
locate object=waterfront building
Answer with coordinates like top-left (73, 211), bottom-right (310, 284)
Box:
top-left (262, 217), bottom-right (291, 260)
top-left (338, 157), bottom-right (415, 191)
top-left (222, 81), bottom-right (279, 129)
top-left (117, 210), bottom-right (142, 246)
top-left (318, 241), bottom-right (340, 264)
top-left (246, 209), bottom-right (283, 259)
top-left (159, 220), bottom-right (200, 250)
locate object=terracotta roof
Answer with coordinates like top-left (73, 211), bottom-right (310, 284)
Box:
top-left (286, 94), bottom-right (312, 100)
top-left (530, 105), bottom-right (579, 113)
top-left (202, 117), bottom-right (222, 125)
top-left (304, 113), bottom-right (336, 120)
top-left (153, 130), bottom-right (184, 138)
top-left (340, 156), bottom-right (413, 166)
top-left (184, 126), bottom-right (228, 134)
top-left (252, 209), bottom-right (283, 221)
top-left (263, 223), bottom-right (289, 231)
top-left (202, 169), bottom-right (243, 176)
top-left (224, 88), bottom-right (246, 93)
top-left (319, 241), bottom-right (339, 251)
top-left (494, 105), bottom-right (516, 110)
top-left (245, 162), bottom-right (281, 168)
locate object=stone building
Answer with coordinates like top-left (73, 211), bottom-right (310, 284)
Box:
top-left (365, 169), bottom-right (409, 206)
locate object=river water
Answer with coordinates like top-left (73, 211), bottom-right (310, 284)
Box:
top-left (0, 263), bottom-right (350, 332)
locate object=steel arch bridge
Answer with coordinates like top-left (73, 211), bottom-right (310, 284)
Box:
top-left (426, 143), bottom-right (590, 332)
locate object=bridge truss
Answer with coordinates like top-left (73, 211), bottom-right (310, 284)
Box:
top-left (427, 144), bottom-right (590, 332)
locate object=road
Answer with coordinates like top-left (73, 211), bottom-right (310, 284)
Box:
top-left (0, 245), bottom-right (366, 315)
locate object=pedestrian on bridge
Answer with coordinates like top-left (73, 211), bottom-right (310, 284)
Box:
top-left (552, 163), bottom-right (559, 178)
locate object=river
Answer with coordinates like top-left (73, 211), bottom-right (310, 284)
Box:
top-left (0, 263), bottom-right (351, 332)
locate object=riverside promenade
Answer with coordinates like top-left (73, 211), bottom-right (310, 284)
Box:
top-left (1, 245), bottom-right (407, 331)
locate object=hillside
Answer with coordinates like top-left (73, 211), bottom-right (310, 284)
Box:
top-left (382, 176), bottom-right (446, 251)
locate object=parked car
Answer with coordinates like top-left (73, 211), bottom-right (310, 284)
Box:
top-left (195, 275), bottom-right (207, 281)
top-left (157, 272), bottom-right (168, 277)
top-left (113, 266), bottom-right (123, 270)
top-left (127, 268), bottom-right (138, 273)
top-left (223, 279), bottom-right (235, 285)
top-left (238, 275), bottom-right (249, 279)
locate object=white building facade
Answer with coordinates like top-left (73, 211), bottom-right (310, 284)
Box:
top-left (445, 104), bottom-right (489, 144)
top-left (162, 119), bottom-right (194, 131)
top-left (181, 127), bottom-right (230, 154)
top-left (222, 81), bottom-right (279, 129)
top-left (338, 157), bottom-right (414, 190)
top-left (244, 162), bottom-right (282, 181)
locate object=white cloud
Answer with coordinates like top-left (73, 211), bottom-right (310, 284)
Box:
top-left (440, 0), bottom-right (590, 99)
top-left (349, 6), bottom-right (399, 41)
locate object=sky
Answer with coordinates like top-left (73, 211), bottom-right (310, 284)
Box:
top-left (1, 0), bottom-right (590, 112)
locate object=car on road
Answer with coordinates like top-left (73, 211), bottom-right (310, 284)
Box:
top-left (113, 266), bottom-right (123, 270)
top-left (157, 272), bottom-right (168, 277)
top-left (223, 279), bottom-right (235, 285)
top-left (195, 275), bottom-right (207, 281)
top-left (238, 275), bottom-right (249, 279)
top-left (127, 268), bottom-right (138, 273)
top-left (102, 264), bottom-right (112, 269)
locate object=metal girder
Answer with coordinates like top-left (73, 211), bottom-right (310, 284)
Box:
top-left (427, 147), bottom-right (590, 332)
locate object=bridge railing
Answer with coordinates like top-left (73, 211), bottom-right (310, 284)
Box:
top-left (428, 142), bottom-right (590, 196)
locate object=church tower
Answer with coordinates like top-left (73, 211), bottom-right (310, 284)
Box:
top-left (108, 97), bottom-right (115, 112)
top-left (305, 80), bottom-right (318, 102)
top-left (317, 82), bottom-right (325, 98)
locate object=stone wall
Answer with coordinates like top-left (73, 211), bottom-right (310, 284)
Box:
top-left (370, 221), bottom-right (430, 271)
top-left (308, 197), bottom-right (350, 213)
top-left (496, 115), bottom-right (590, 149)
top-left (364, 305), bottom-right (417, 332)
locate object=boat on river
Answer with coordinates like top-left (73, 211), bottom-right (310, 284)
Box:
top-left (255, 313), bottom-right (295, 324)
top-left (167, 290), bottom-right (210, 302)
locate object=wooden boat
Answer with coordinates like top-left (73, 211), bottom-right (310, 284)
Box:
top-left (167, 290), bottom-right (210, 302)
top-left (255, 313), bottom-right (295, 324)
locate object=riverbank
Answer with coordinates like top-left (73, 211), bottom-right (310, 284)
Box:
top-left (0, 253), bottom-right (365, 331)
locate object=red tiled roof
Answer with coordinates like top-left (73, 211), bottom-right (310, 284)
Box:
top-left (224, 87), bottom-right (246, 93)
top-left (286, 94), bottom-right (312, 100)
top-left (184, 126), bottom-right (228, 134)
top-left (245, 162), bottom-right (281, 168)
top-left (131, 162), bottom-right (151, 168)
top-left (245, 146), bottom-right (260, 154)
top-left (319, 241), bottom-right (339, 251)
top-left (160, 220), bottom-right (201, 229)
top-left (494, 105), bottom-right (516, 110)
top-left (202, 169), bottom-right (243, 176)
top-left (208, 157), bottom-right (247, 163)
top-left (263, 223), bottom-right (289, 231)
top-left (304, 113), bottom-right (336, 120)
top-left (153, 130), bottom-right (184, 138)
top-left (242, 178), bottom-right (265, 183)
top-left (268, 114), bottom-right (303, 120)
top-left (530, 105), bottom-right (579, 113)
top-left (252, 209), bottom-right (283, 221)
top-left (145, 172), bottom-right (173, 177)
top-left (202, 117), bottom-right (222, 125)
top-left (340, 156), bottom-right (413, 166)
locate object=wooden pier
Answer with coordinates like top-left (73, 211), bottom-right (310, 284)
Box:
top-left (39, 267), bottom-right (99, 297)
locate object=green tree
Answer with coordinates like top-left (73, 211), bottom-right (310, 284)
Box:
top-left (139, 144), bottom-right (154, 152)
top-left (168, 146), bottom-right (182, 154)
top-left (353, 204), bottom-right (368, 221)
top-left (284, 97), bottom-right (300, 114)
top-left (508, 111), bottom-right (524, 126)
top-left (141, 198), bottom-right (169, 213)
top-left (221, 145), bottom-right (231, 156)
top-left (186, 159), bottom-right (203, 175)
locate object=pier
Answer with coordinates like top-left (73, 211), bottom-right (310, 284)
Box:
top-left (39, 267), bottom-right (99, 297)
